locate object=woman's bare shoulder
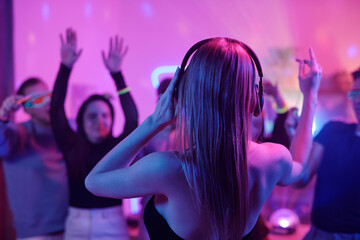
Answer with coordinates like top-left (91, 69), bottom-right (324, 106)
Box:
top-left (139, 151), bottom-right (183, 176)
top-left (248, 141), bottom-right (292, 178)
top-left (249, 141), bottom-right (290, 161)
top-left (148, 151), bottom-right (187, 180)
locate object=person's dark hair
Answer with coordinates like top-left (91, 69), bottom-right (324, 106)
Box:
top-left (16, 77), bottom-right (44, 96)
top-left (157, 78), bottom-right (172, 97)
top-left (76, 95), bottom-right (115, 139)
top-left (352, 67), bottom-right (360, 80)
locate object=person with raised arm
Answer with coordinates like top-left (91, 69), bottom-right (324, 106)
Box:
top-left (295, 67), bottom-right (360, 240)
top-left (86, 38), bottom-right (321, 240)
top-left (51, 28), bottom-right (138, 240)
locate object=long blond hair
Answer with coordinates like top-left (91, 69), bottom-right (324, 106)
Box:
top-left (177, 38), bottom-right (257, 239)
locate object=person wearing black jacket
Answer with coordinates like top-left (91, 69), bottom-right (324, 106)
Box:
top-left (51, 28), bottom-right (138, 240)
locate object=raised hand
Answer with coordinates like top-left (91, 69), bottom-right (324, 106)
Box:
top-left (0, 95), bottom-right (23, 121)
top-left (60, 28), bottom-right (82, 68)
top-left (102, 36), bottom-right (128, 73)
top-left (263, 79), bottom-right (287, 111)
top-left (263, 79), bottom-right (280, 98)
top-left (151, 68), bottom-right (180, 128)
top-left (296, 48), bottom-right (322, 96)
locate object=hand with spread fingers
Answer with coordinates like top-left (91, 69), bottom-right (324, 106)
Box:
top-left (296, 48), bottom-right (322, 96)
top-left (60, 28), bottom-right (82, 68)
top-left (102, 36), bottom-right (128, 73)
top-left (151, 68), bottom-right (180, 129)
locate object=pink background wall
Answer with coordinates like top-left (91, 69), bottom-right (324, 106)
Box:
top-left (13, 0), bottom-right (360, 133)
top-left (10, 0), bottom-right (360, 218)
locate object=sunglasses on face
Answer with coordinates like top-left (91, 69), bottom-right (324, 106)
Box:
top-left (347, 90), bottom-right (360, 100)
top-left (17, 91), bottom-right (52, 109)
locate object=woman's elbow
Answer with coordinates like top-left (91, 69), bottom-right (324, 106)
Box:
top-left (85, 174), bottom-right (100, 196)
top-left (292, 171), bottom-right (312, 188)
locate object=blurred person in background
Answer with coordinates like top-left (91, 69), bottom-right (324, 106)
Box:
top-left (295, 67), bottom-right (360, 240)
top-left (0, 77), bottom-right (68, 239)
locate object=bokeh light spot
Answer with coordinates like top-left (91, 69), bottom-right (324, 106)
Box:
top-left (28, 32), bottom-right (36, 45)
top-left (347, 45), bottom-right (357, 58)
top-left (84, 2), bottom-right (92, 17)
top-left (41, 2), bottom-right (50, 21)
top-left (141, 2), bottom-right (153, 18)
top-left (103, 8), bottom-right (111, 21)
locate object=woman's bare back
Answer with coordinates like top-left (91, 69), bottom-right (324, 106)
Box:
top-left (153, 142), bottom-right (291, 238)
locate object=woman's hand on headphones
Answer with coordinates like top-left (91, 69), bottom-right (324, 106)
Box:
top-left (150, 68), bottom-right (180, 129)
top-left (60, 28), bottom-right (82, 68)
top-left (296, 47), bottom-right (322, 97)
top-left (102, 36), bottom-right (128, 73)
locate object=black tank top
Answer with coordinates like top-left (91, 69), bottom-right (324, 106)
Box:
top-left (144, 195), bottom-right (250, 239)
top-left (144, 196), bottom-right (184, 240)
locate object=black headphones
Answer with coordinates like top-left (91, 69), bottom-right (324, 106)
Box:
top-left (175, 37), bottom-right (264, 117)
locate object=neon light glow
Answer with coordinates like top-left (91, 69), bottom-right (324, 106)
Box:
top-left (312, 121), bottom-right (316, 135)
top-left (151, 65), bottom-right (177, 88)
top-left (130, 198), bottom-right (140, 214)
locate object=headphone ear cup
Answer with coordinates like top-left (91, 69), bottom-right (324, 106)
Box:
top-left (174, 68), bottom-right (184, 100)
top-left (253, 76), bottom-right (264, 117)
top-left (253, 96), bottom-right (264, 117)
top-left (253, 95), bottom-right (260, 117)
top-left (253, 84), bottom-right (264, 117)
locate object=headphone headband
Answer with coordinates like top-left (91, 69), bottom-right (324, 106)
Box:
top-left (180, 38), bottom-right (214, 73)
top-left (176, 37), bottom-right (264, 116)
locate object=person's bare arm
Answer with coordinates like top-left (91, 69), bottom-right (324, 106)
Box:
top-left (85, 68), bottom-right (180, 198)
top-left (50, 28), bottom-right (82, 151)
top-left (293, 142), bottom-right (323, 187)
top-left (277, 48), bottom-right (322, 185)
